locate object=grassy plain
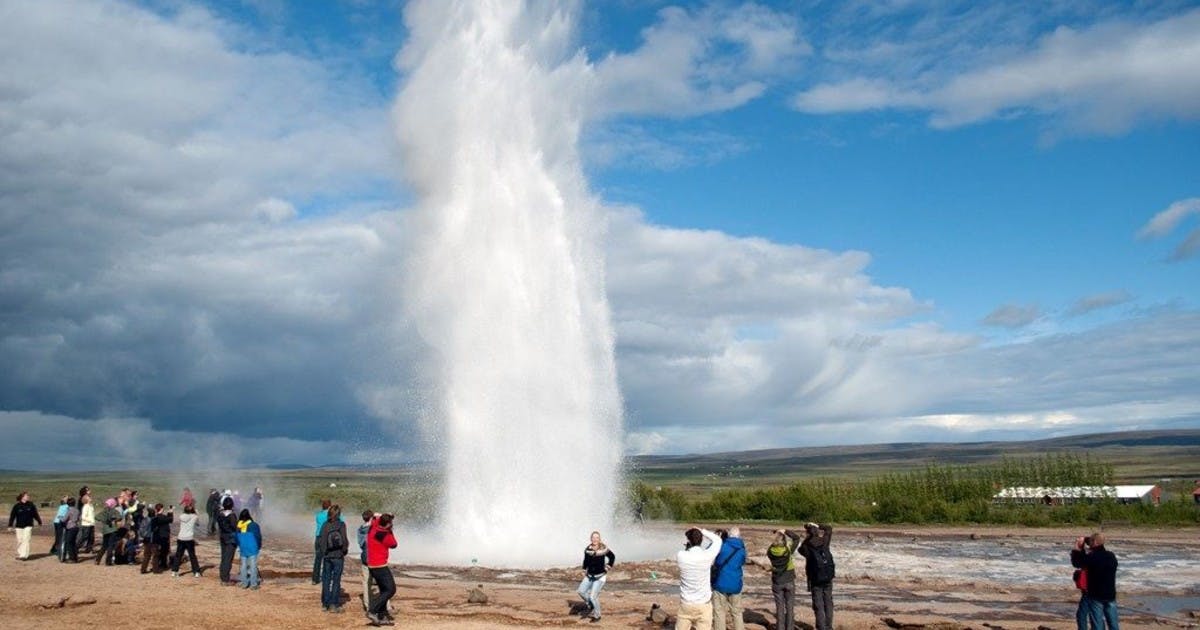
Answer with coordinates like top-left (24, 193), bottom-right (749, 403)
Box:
top-left (2, 429), bottom-right (1196, 524)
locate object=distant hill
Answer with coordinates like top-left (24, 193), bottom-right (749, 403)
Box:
top-left (629, 429), bottom-right (1200, 488)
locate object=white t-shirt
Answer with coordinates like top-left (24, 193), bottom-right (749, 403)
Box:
top-left (676, 528), bottom-right (722, 604)
top-left (177, 513), bottom-right (198, 541)
top-left (80, 503), bottom-right (95, 527)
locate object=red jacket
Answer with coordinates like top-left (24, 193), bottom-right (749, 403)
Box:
top-left (365, 518), bottom-right (397, 568)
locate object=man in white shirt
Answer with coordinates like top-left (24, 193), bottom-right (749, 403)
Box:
top-left (676, 527), bottom-right (723, 630)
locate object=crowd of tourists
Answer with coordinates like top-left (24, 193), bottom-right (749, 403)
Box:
top-left (11, 486), bottom-right (1122, 629)
top-left (6, 486), bottom-right (266, 585)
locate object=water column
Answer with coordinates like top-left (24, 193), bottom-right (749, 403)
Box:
top-left (394, 1), bottom-right (623, 565)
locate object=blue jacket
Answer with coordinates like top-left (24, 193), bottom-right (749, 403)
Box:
top-left (711, 536), bottom-right (746, 594)
top-left (236, 519), bottom-right (262, 557)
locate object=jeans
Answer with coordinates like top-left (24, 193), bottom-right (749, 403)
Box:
top-left (322, 557), bottom-right (345, 607)
top-left (810, 584), bottom-right (833, 630)
top-left (173, 539), bottom-right (200, 574)
top-left (1077, 594), bottom-right (1097, 630)
top-left (61, 527), bottom-right (79, 562)
top-left (712, 591), bottom-right (744, 630)
top-left (51, 522), bottom-right (64, 554)
top-left (239, 553), bottom-right (260, 588)
top-left (220, 542), bottom-right (237, 582)
top-left (369, 567), bottom-right (396, 617)
top-left (577, 574), bottom-right (606, 618)
top-left (312, 537), bottom-right (323, 583)
top-left (771, 578), bottom-right (795, 630)
top-left (1088, 599), bottom-right (1119, 630)
top-left (96, 532), bottom-right (116, 565)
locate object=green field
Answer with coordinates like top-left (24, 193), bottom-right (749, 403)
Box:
top-left (3, 429), bottom-right (1197, 526)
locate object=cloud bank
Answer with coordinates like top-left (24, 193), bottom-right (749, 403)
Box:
top-left (0, 1), bottom-right (1197, 468)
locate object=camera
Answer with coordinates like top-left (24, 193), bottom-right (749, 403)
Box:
top-left (1083, 536), bottom-right (1093, 547)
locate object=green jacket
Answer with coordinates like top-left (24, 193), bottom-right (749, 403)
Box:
top-left (97, 506), bottom-right (123, 535)
top-left (767, 529), bottom-right (801, 581)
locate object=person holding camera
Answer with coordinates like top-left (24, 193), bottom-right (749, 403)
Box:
top-left (1071, 533), bottom-right (1119, 629)
top-left (799, 522), bottom-right (835, 630)
top-left (766, 528), bottom-right (802, 630)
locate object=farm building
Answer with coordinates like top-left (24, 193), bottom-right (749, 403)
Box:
top-left (992, 485), bottom-right (1161, 506)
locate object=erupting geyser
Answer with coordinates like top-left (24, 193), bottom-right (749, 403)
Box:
top-left (394, 1), bottom-right (623, 565)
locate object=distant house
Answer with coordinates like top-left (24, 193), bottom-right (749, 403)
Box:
top-left (992, 485), bottom-right (1161, 506)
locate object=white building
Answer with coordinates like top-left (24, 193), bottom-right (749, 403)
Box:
top-left (992, 485), bottom-right (1161, 505)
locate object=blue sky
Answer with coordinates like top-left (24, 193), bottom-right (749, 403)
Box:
top-left (0, 0), bottom-right (1197, 468)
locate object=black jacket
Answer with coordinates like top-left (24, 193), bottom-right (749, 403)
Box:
top-left (798, 524), bottom-right (835, 586)
top-left (1071, 546), bottom-right (1118, 602)
top-left (217, 510), bottom-right (239, 544)
top-left (8, 502), bottom-right (42, 528)
top-left (205, 493), bottom-right (220, 516)
top-left (150, 513), bottom-right (173, 543)
top-left (582, 545), bottom-right (616, 577)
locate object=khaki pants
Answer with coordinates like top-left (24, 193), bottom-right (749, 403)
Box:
top-left (712, 591), bottom-right (744, 630)
top-left (361, 565), bottom-right (381, 611)
top-left (676, 600), bottom-right (714, 630)
top-left (14, 527), bottom-right (32, 559)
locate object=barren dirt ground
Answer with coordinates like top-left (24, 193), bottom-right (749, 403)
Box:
top-left (2, 525), bottom-right (1197, 629)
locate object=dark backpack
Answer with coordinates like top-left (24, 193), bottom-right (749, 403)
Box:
top-left (324, 525), bottom-right (344, 552)
top-left (809, 544), bottom-right (836, 585)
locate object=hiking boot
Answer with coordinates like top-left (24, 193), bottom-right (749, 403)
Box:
top-left (332, 606), bottom-right (345, 614)
top-left (193, 572), bottom-right (201, 578)
top-left (172, 571), bottom-right (179, 577)
top-left (366, 612), bottom-right (384, 626)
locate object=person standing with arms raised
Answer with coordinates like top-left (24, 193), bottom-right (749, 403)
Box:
top-left (798, 522), bottom-right (836, 630)
top-left (1072, 533), bottom-right (1119, 629)
top-left (766, 528), bottom-right (802, 630)
top-left (365, 513), bottom-right (398, 626)
top-left (676, 527), bottom-right (723, 630)
top-left (711, 527), bottom-right (747, 630)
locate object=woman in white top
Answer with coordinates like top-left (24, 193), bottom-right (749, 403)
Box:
top-left (78, 495), bottom-right (96, 554)
top-left (171, 504), bottom-right (201, 577)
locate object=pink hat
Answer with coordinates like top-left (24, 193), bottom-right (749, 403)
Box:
top-left (105, 498), bottom-right (117, 508)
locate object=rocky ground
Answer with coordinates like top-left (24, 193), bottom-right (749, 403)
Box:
top-left (2, 525), bottom-right (1197, 629)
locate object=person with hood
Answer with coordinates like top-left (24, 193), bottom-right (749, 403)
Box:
top-left (798, 523), bottom-right (835, 630)
top-left (94, 498), bottom-right (122, 566)
top-left (365, 513), bottom-right (398, 626)
top-left (577, 530), bottom-right (616, 622)
top-left (61, 497), bottom-right (81, 563)
top-left (216, 497), bottom-right (239, 584)
top-left (766, 529), bottom-right (802, 630)
top-left (711, 527), bottom-right (747, 630)
top-left (676, 527), bottom-right (723, 630)
top-left (1072, 533), bottom-right (1119, 629)
top-left (236, 508), bottom-right (263, 589)
top-left (8, 492), bottom-right (42, 560)
top-left (205, 489), bottom-right (220, 536)
top-left (318, 504), bottom-right (349, 612)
